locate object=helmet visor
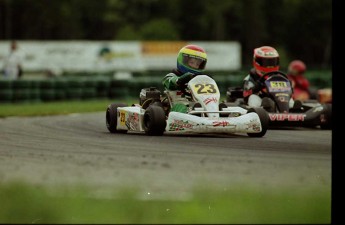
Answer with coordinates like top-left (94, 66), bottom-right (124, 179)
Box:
top-left (255, 56), bottom-right (279, 67)
top-left (182, 55), bottom-right (206, 70)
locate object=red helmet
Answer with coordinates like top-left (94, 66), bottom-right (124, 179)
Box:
top-left (253, 46), bottom-right (280, 76)
top-left (288, 60), bottom-right (306, 76)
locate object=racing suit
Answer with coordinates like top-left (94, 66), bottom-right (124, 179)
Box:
top-left (287, 74), bottom-right (310, 101)
top-left (243, 68), bottom-right (295, 108)
top-left (162, 69), bottom-right (184, 90)
top-left (162, 69), bottom-right (194, 113)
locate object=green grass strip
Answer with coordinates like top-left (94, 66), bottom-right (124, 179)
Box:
top-left (0, 99), bottom-right (136, 118)
top-left (0, 182), bottom-right (330, 224)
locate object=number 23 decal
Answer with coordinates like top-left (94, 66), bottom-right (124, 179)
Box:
top-left (194, 84), bottom-right (218, 94)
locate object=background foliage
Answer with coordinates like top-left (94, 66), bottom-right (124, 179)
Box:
top-left (0, 0), bottom-right (332, 68)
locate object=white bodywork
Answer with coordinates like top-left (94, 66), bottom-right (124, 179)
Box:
top-left (116, 75), bottom-right (264, 134)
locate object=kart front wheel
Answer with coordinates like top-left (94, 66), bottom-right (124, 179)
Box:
top-left (144, 105), bottom-right (166, 136)
top-left (106, 103), bottom-right (128, 133)
top-left (247, 107), bottom-right (269, 137)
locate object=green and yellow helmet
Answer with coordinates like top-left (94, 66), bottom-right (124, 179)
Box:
top-left (177, 45), bottom-right (207, 74)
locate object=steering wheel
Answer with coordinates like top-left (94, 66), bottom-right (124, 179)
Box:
top-left (258, 71), bottom-right (289, 83)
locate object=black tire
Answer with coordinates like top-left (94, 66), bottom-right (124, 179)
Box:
top-left (320, 103), bottom-right (332, 130)
top-left (247, 107), bottom-right (269, 137)
top-left (219, 103), bottom-right (228, 117)
top-left (192, 103), bottom-right (202, 117)
top-left (106, 103), bottom-right (128, 133)
top-left (143, 105), bottom-right (166, 136)
top-left (261, 97), bottom-right (276, 112)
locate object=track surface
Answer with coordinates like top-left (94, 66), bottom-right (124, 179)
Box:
top-left (0, 112), bottom-right (331, 199)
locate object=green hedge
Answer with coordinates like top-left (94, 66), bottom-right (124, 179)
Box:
top-left (0, 70), bottom-right (331, 104)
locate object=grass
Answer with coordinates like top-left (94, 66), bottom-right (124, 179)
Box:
top-left (0, 182), bottom-right (331, 224)
top-left (0, 98), bottom-right (136, 118)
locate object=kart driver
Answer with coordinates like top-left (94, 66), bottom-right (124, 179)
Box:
top-left (287, 60), bottom-right (311, 101)
top-left (242, 46), bottom-right (294, 110)
top-left (162, 44), bottom-right (207, 113)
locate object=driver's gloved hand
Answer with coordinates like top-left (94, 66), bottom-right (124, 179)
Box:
top-left (176, 72), bottom-right (194, 85)
top-left (252, 81), bottom-right (263, 93)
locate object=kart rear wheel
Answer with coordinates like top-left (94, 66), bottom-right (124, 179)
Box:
top-left (144, 105), bottom-right (166, 136)
top-left (106, 103), bottom-right (128, 133)
top-left (219, 103), bottom-right (228, 117)
top-left (261, 97), bottom-right (276, 112)
top-left (320, 103), bottom-right (332, 130)
top-left (247, 107), bottom-right (269, 137)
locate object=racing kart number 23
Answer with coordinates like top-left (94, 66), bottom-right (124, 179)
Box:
top-left (192, 83), bottom-right (218, 95)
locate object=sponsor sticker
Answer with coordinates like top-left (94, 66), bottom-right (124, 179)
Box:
top-left (125, 112), bottom-right (140, 130)
top-left (119, 111), bottom-right (126, 126)
top-left (269, 113), bottom-right (305, 121)
top-left (203, 97), bottom-right (218, 105)
top-left (212, 121), bottom-right (230, 127)
top-left (169, 120), bottom-right (193, 131)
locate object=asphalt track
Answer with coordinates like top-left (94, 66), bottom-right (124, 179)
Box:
top-left (0, 112), bottom-right (331, 199)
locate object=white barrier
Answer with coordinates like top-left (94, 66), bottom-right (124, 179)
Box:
top-left (0, 41), bottom-right (241, 72)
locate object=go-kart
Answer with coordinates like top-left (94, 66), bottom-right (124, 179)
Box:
top-left (225, 71), bottom-right (332, 129)
top-left (106, 75), bottom-right (269, 137)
